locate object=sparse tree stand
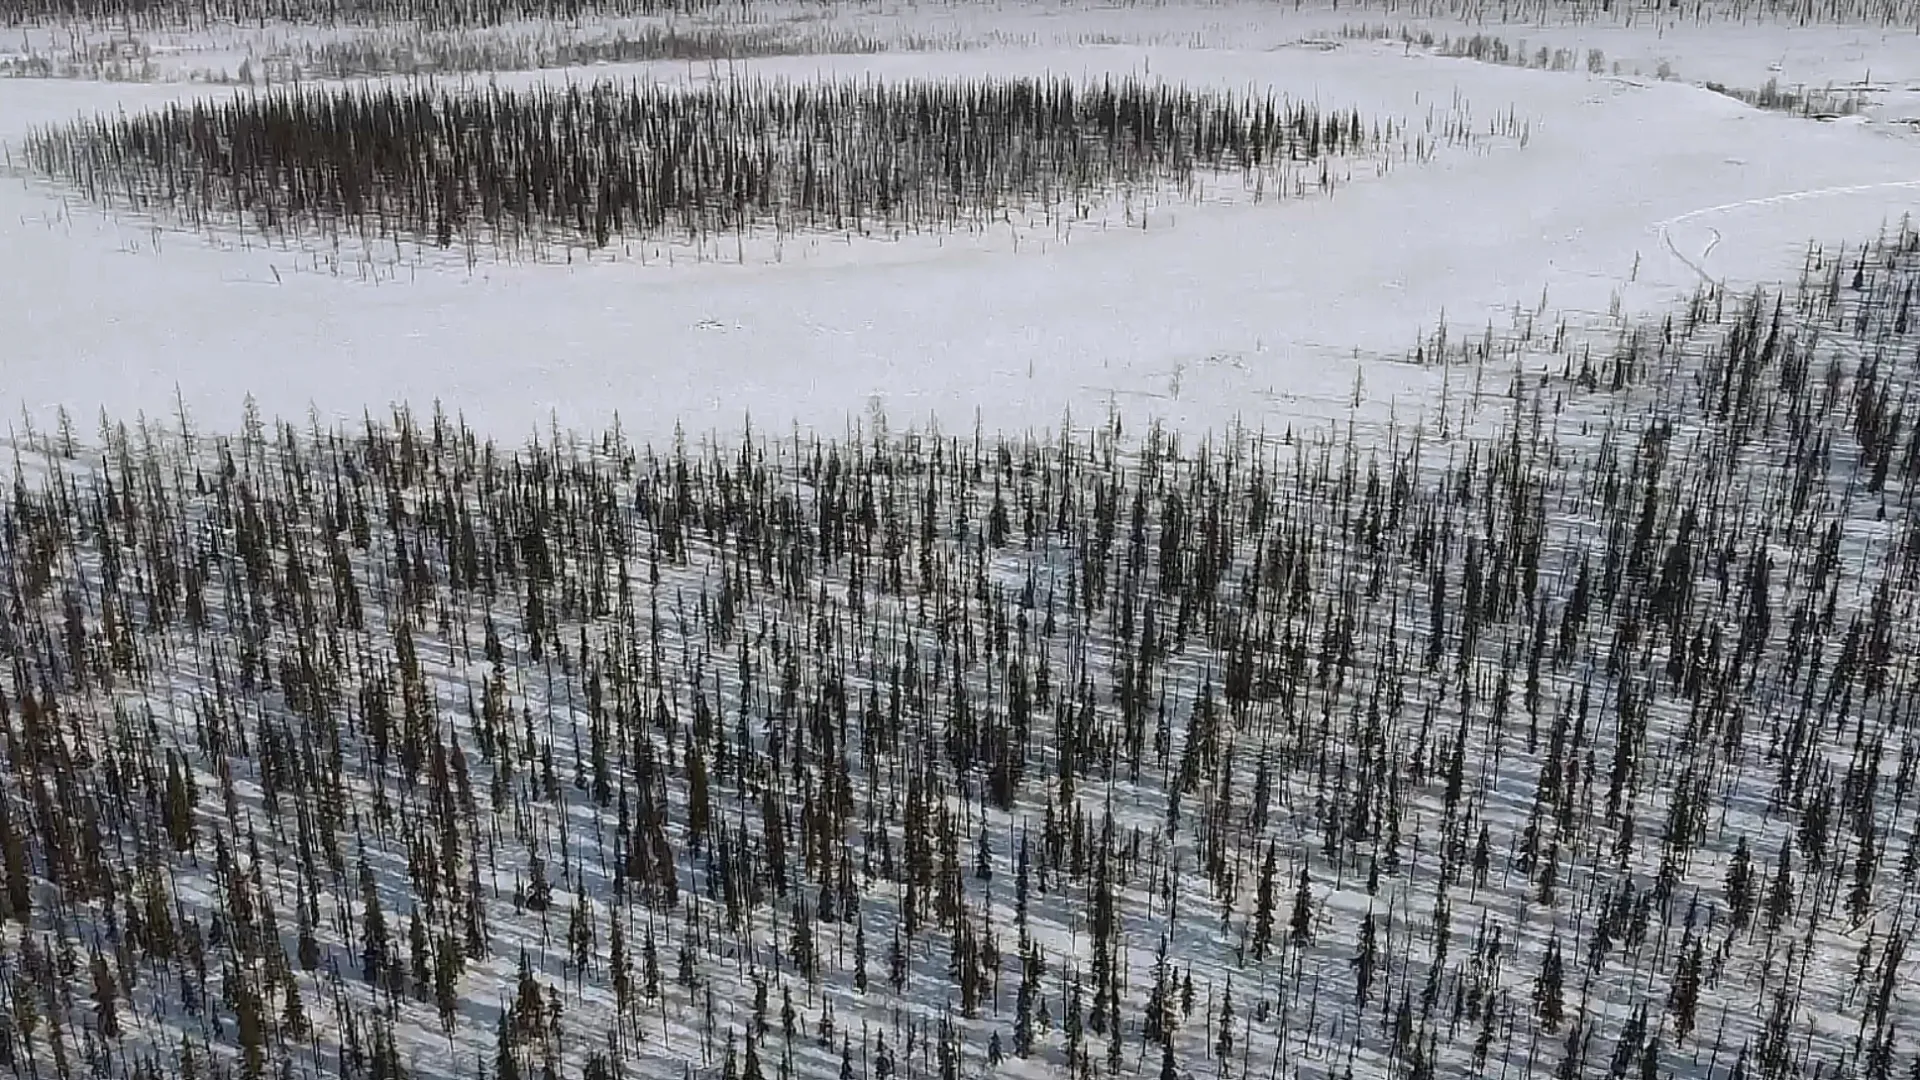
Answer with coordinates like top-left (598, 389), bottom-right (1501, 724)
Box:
top-left (0, 226), bottom-right (1919, 1080)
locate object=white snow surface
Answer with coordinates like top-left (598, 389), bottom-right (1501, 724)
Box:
top-left (2, 7), bottom-right (1919, 444)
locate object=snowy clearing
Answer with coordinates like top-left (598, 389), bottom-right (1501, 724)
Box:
top-left (2, 13), bottom-right (1918, 442)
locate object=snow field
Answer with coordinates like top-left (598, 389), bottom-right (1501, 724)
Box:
top-left (2, 6), bottom-right (1920, 1080)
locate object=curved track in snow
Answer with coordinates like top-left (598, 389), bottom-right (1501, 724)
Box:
top-left (1656, 179), bottom-right (1920, 286)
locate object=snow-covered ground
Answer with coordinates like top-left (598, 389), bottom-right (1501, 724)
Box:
top-left (4, 5), bottom-right (1919, 444)
top-left (7, 8), bottom-right (1920, 1080)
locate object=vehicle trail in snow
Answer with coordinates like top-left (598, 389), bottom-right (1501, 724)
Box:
top-left (1663, 224), bottom-right (1723, 286)
top-left (1656, 179), bottom-right (1920, 285)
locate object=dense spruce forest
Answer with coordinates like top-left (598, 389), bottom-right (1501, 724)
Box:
top-left (0, 21), bottom-right (912, 81)
top-left (270, 23), bottom-right (898, 80)
top-left (4, 219), bottom-right (1920, 1080)
top-left (0, 0), bottom-right (792, 31)
top-left (19, 77), bottom-right (1434, 262)
top-left (8, 0), bottom-right (1920, 32)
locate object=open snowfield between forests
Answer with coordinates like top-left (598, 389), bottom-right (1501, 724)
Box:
top-left (3, 8), bottom-right (1920, 444)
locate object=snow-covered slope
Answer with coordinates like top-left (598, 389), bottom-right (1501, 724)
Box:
top-left (5, 8), bottom-right (1920, 1080)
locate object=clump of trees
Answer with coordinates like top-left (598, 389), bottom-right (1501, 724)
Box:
top-left (23, 76), bottom-right (1404, 259)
